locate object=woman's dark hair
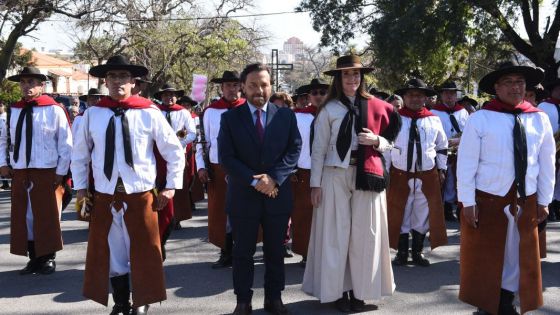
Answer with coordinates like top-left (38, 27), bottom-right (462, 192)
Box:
top-left (318, 70), bottom-right (371, 114)
top-left (240, 63), bottom-right (273, 84)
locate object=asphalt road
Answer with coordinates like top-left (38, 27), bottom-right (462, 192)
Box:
top-left (0, 190), bottom-right (558, 315)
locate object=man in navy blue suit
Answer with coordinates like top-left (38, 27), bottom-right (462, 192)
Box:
top-left (218, 63), bottom-right (302, 315)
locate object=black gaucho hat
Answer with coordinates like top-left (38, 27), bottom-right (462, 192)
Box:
top-left (177, 95), bottom-right (197, 107)
top-left (7, 66), bottom-right (53, 82)
top-left (89, 55), bottom-right (149, 78)
top-left (478, 61), bottom-right (544, 95)
top-left (368, 87), bottom-right (390, 100)
top-left (459, 95), bottom-right (479, 107)
top-left (324, 55), bottom-right (374, 76)
top-left (135, 76), bottom-right (152, 84)
top-left (153, 83), bottom-right (185, 100)
top-left (210, 70), bottom-right (241, 84)
top-left (437, 81), bottom-right (463, 92)
top-left (395, 78), bottom-right (437, 97)
top-left (300, 78), bottom-right (330, 93)
top-left (78, 88), bottom-right (104, 101)
top-left (544, 78), bottom-right (560, 91)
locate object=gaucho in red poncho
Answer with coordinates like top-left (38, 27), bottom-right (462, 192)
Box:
top-left (1, 67), bottom-right (72, 277)
top-left (72, 55), bottom-right (185, 314)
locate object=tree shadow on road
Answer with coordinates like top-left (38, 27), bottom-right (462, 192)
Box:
top-left (0, 268), bottom-right (87, 303)
top-left (392, 259), bottom-right (460, 294)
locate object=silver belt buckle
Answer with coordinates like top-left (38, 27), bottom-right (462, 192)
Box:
top-left (115, 178), bottom-right (126, 193)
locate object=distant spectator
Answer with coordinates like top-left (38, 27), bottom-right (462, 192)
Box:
top-left (68, 105), bottom-right (80, 122)
top-left (386, 94), bottom-right (403, 110)
top-left (270, 92), bottom-right (294, 108)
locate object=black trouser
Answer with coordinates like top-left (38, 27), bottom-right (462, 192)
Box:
top-left (230, 213), bottom-right (290, 303)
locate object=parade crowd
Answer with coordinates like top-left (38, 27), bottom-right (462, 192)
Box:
top-left (0, 53), bottom-right (558, 315)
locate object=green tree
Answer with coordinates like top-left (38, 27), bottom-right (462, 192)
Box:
top-left (298, 0), bottom-right (558, 90)
top-left (0, 0), bottom-right (95, 81)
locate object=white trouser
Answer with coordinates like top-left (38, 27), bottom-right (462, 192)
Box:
top-left (26, 182), bottom-right (34, 241)
top-left (501, 205), bottom-right (521, 292)
top-left (400, 178), bottom-right (430, 235)
top-left (443, 165), bottom-right (457, 203)
top-left (108, 202), bottom-right (131, 277)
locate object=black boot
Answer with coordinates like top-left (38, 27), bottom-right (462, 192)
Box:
top-left (37, 253), bottom-right (56, 275)
top-left (349, 290), bottom-right (374, 312)
top-left (131, 305), bottom-right (149, 315)
top-left (211, 233), bottom-right (233, 269)
top-left (393, 233), bottom-right (409, 266)
top-left (498, 289), bottom-right (519, 315)
top-left (548, 200), bottom-right (558, 221)
top-left (411, 230), bottom-right (430, 267)
top-left (334, 291), bottom-right (351, 313)
top-left (110, 274), bottom-right (132, 315)
top-left (20, 241), bottom-right (39, 275)
top-left (554, 200), bottom-right (560, 222)
top-left (444, 202), bottom-right (457, 222)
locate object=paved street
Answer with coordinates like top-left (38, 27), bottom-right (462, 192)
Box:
top-left (0, 190), bottom-right (558, 315)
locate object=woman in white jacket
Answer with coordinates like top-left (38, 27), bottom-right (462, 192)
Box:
top-left (302, 55), bottom-right (400, 312)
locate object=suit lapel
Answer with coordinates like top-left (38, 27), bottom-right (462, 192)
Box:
top-left (263, 103), bottom-right (278, 142)
top-left (237, 103), bottom-right (260, 145)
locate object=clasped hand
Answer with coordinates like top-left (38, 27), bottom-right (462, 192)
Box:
top-left (253, 174), bottom-right (278, 198)
top-left (358, 128), bottom-right (380, 147)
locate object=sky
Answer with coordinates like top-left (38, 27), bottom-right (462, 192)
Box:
top-left (15, 0), bottom-right (323, 54)
top-left (9, 0), bottom-right (560, 54)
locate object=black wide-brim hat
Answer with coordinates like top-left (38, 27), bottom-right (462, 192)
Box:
top-left (211, 70), bottom-right (241, 84)
top-left (89, 55), bottom-right (149, 78)
top-left (395, 78), bottom-right (437, 97)
top-left (8, 66), bottom-right (53, 82)
top-left (135, 76), bottom-right (152, 84)
top-left (459, 95), bottom-right (479, 107)
top-left (324, 55), bottom-right (374, 76)
top-left (177, 95), bottom-right (198, 107)
top-left (154, 83), bottom-right (185, 100)
top-left (369, 87), bottom-right (390, 99)
top-left (544, 78), bottom-right (560, 91)
top-left (478, 61), bottom-right (544, 95)
top-left (79, 88), bottom-right (104, 101)
top-left (300, 78), bottom-right (330, 93)
top-left (437, 80), bottom-right (463, 92)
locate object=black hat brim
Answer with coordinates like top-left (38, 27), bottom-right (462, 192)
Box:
top-left (7, 73), bottom-right (54, 82)
top-left (395, 87), bottom-right (437, 97)
top-left (479, 66), bottom-right (544, 95)
top-left (545, 78), bottom-right (560, 91)
top-left (79, 93), bottom-right (104, 101)
top-left (324, 66), bottom-right (374, 77)
top-left (154, 89), bottom-right (185, 100)
top-left (210, 78), bottom-right (240, 84)
top-left (89, 64), bottom-right (148, 79)
top-left (299, 83), bottom-right (330, 94)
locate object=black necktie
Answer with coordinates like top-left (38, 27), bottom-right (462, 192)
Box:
top-left (447, 110), bottom-right (462, 134)
top-left (165, 111), bottom-right (172, 125)
top-left (512, 111), bottom-right (527, 198)
top-left (336, 97), bottom-right (360, 160)
top-left (104, 107), bottom-right (134, 180)
top-left (407, 118), bottom-right (423, 172)
top-left (13, 102), bottom-right (34, 166)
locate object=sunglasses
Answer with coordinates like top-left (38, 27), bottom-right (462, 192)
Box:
top-left (310, 90), bottom-right (327, 96)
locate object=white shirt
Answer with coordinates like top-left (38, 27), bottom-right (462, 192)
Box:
top-left (195, 107), bottom-right (227, 170)
top-left (0, 105), bottom-right (72, 175)
top-left (390, 115), bottom-right (448, 172)
top-left (160, 108), bottom-right (197, 148)
top-left (295, 112), bottom-right (314, 169)
top-left (457, 109), bottom-right (555, 207)
top-left (71, 105), bottom-right (185, 194)
top-left (537, 101), bottom-right (560, 133)
top-left (431, 107), bottom-right (469, 139)
top-left (71, 115), bottom-right (83, 139)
